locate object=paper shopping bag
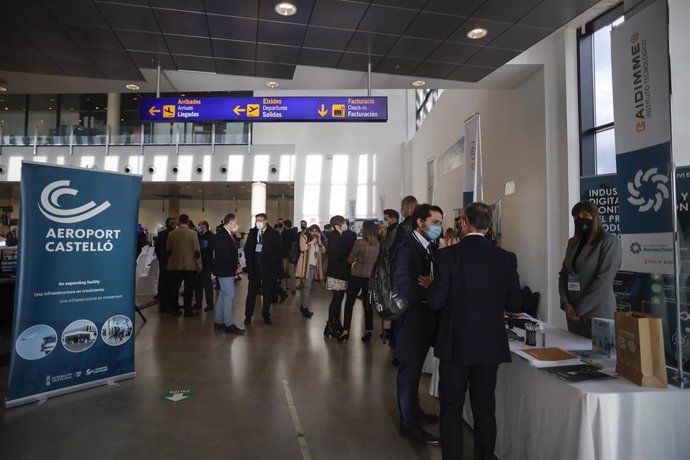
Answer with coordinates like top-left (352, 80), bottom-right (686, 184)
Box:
top-left (615, 311), bottom-right (667, 388)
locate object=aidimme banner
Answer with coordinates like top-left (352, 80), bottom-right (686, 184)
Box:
top-left (6, 162), bottom-right (142, 408)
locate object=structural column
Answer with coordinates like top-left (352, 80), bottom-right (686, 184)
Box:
top-left (277, 195), bottom-right (290, 222)
top-left (251, 182), bottom-right (267, 225)
top-left (106, 93), bottom-right (120, 135)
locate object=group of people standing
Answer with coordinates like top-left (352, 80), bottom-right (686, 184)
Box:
top-left (150, 192), bottom-right (621, 460)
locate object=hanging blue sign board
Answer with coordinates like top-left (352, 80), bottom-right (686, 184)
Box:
top-left (139, 96), bottom-right (388, 122)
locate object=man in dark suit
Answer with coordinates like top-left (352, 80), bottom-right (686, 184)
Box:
top-left (428, 202), bottom-right (521, 460)
top-left (391, 203), bottom-right (444, 445)
top-left (244, 213), bottom-right (282, 325)
top-left (154, 217), bottom-right (176, 313)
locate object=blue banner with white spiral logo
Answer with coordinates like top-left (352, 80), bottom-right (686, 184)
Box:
top-left (5, 162), bottom-right (142, 408)
top-left (612, 0), bottom-right (673, 274)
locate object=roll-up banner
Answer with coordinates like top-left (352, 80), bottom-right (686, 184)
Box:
top-left (463, 114), bottom-right (482, 207)
top-left (612, 0), bottom-right (673, 275)
top-left (6, 163), bottom-right (142, 408)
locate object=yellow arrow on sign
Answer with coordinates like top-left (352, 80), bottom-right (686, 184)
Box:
top-left (148, 106), bottom-right (161, 116)
top-left (318, 104), bottom-right (327, 117)
top-left (233, 105), bottom-right (246, 115)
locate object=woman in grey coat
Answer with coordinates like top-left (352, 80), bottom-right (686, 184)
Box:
top-left (559, 200), bottom-right (622, 338)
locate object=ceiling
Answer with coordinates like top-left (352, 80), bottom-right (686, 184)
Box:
top-left (0, 0), bottom-right (614, 91)
top-left (0, 181), bottom-right (294, 203)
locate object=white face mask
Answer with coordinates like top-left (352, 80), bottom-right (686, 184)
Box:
top-left (256, 221), bottom-right (265, 230)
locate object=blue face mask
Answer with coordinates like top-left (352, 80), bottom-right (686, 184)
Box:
top-left (426, 224), bottom-right (442, 241)
top-left (383, 220), bottom-right (390, 228)
top-left (196, 226), bottom-right (203, 234)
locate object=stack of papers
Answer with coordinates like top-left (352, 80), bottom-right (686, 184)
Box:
top-left (513, 347), bottom-right (582, 368)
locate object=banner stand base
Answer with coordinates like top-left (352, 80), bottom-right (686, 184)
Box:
top-left (5, 372), bottom-right (136, 409)
top-left (667, 368), bottom-right (690, 389)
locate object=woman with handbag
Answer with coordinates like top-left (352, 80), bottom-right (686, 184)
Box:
top-left (341, 221), bottom-right (380, 343)
top-left (295, 224), bottom-right (325, 318)
top-left (324, 215), bottom-right (351, 338)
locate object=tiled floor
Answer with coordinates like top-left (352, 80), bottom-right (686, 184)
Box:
top-left (0, 279), bottom-right (473, 459)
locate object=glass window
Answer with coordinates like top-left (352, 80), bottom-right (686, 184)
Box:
top-left (27, 95), bottom-right (58, 144)
top-left (415, 89), bottom-right (443, 130)
top-left (579, 6), bottom-right (624, 176)
top-left (303, 155), bottom-right (322, 218)
top-left (0, 95), bottom-right (27, 144)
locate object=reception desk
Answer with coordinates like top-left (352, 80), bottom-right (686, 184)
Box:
top-left (428, 322), bottom-right (690, 460)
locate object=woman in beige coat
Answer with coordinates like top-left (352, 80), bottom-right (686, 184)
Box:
top-left (295, 224), bottom-right (326, 318)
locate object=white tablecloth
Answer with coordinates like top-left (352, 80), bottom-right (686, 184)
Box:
top-left (429, 321), bottom-right (690, 460)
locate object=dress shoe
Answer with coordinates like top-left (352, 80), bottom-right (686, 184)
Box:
top-left (361, 331), bottom-right (373, 343)
top-left (279, 292), bottom-right (288, 304)
top-left (204, 306), bottom-right (214, 312)
top-left (400, 426), bottom-right (440, 446)
top-left (172, 309), bottom-right (183, 317)
top-left (263, 316), bottom-right (273, 325)
top-left (419, 411), bottom-right (439, 424)
top-left (244, 317), bottom-right (252, 325)
top-left (224, 325), bottom-right (245, 334)
top-left (213, 323), bottom-right (224, 330)
top-left (192, 303), bottom-right (202, 310)
top-left (183, 310), bottom-right (199, 317)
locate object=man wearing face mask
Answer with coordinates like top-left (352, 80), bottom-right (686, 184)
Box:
top-left (559, 200), bottom-right (621, 338)
top-left (244, 213), bottom-right (282, 325)
top-left (391, 203), bottom-right (443, 445)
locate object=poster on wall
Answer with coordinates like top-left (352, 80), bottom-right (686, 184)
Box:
top-left (463, 114), bottom-right (482, 207)
top-left (611, 0), bottom-right (673, 275)
top-left (6, 163), bottom-right (142, 408)
top-left (439, 137), bottom-right (464, 176)
top-left (580, 168), bottom-right (690, 371)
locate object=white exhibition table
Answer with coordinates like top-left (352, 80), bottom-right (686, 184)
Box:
top-left (426, 321), bottom-right (690, 460)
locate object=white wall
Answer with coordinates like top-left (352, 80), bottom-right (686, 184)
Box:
top-left (409, 76), bottom-right (550, 319)
top-left (408, 28), bottom-right (581, 327)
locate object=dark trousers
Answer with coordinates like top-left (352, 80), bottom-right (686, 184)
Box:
top-left (343, 276), bottom-right (373, 331)
top-left (194, 264), bottom-right (214, 308)
top-left (157, 262), bottom-right (170, 311)
top-left (169, 270), bottom-right (197, 313)
top-left (439, 361), bottom-right (499, 460)
top-left (328, 290), bottom-right (346, 326)
top-left (245, 276), bottom-right (274, 319)
top-left (396, 304), bottom-right (436, 430)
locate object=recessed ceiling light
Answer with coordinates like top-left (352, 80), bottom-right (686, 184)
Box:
top-left (266, 81), bottom-right (280, 89)
top-left (125, 83), bottom-right (141, 91)
top-left (411, 80), bottom-right (426, 87)
top-left (275, 2), bottom-right (297, 16)
top-left (467, 28), bottom-right (488, 40)
top-left (0, 86), bottom-right (6, 92)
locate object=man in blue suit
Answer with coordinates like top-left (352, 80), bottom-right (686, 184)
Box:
top-left (391, 203), bottom-right (444, 445)
top-left (428, 202), bottom-right (521, 460)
